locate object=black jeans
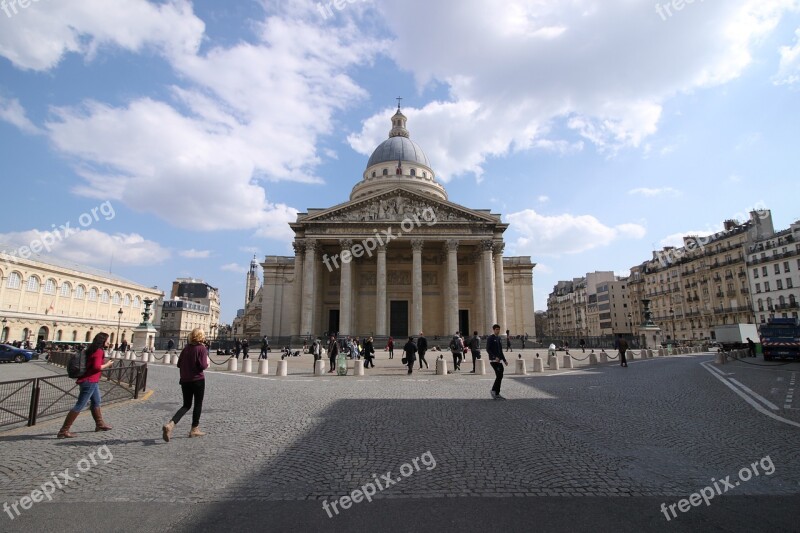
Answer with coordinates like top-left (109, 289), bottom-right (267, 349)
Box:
top-left (490, 362), bottom-right (504, 393)
top-left (172, 380), bottom-right (205, 428)
top-left (452, 352), bottom-right (462, 369)
top-left (620, 349), bottom-right (628, 366)
top-left (407, 359), bottom-right (415, 374)
top-left (365, 355), bottom-right (375, 368)
top-left (471, 350), bottom-right (480, 371)
top-left (418, 352), bottom-right (428, 369)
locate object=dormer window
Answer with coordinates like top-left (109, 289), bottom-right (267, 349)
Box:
top-left (382, 168), bottom-right (388, 176)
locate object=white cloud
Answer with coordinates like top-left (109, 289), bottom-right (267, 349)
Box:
top-left (0, 228), bottom-right (169, 266)
top-left (179, 249), bottom-right (211, 259)
top-left (659, 227), bottom-right (723, 248)
top-left (506, 209), bottom-right (646, 256)
top-left (628, 187), bottom-right (681, 197)
top-left (0, 96), bottom-right (41, 134)
top-left (537, 195), bottom-right (550, 203)
top-left (221, 262), bottom-right (248, 274)
top-left (775, 27), bottom-right (800, 84)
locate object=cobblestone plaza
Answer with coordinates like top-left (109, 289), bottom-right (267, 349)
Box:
top-left (1, 351), bottom-right (799, 532)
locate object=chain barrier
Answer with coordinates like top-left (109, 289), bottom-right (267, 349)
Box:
top-left (568, 352), bottom-right (591, 362)
top-left (606, 351), bottom-right (619, 360)
top-left (207, 353), bottom-right (235, 366)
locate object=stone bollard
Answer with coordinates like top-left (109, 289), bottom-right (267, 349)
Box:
top-left (476, 358), bottom-right (486, 375)
top-left (354, 359), bottom-right (364, 376)
top-left (436, 357), bottom-right (448, 375)
top-left (242, 359), bottom-right (252, 373)
top-left (628, 351), bottom-right (636, 361)
top-left (533, 357), bottom-right (544, 372)
top-left (313, 359), bottom-right (325, 376)
top-left (259, 359), bottom-right (270, 375)
top-left (562, 354), bottom-right (573, 369)
top-left (600, 351), bottom-right (608, 364)
top-left (715, 351), bottom-right (725, 364)
top-left (515, 358), bottom-right (527, 375)
top-left (549, 355), bottom-right (560, 370)
top-left (172, 353), bottom-right (180, 365)
top-left (646, 349), bottom-right (653, 358)
top-left (276, 359), bottom-right (288, 377)
top-left (589, 352), bottom-right (598, 365)
top-left (227, 357), bottom-right (238, 372)
top-left (658, 348), bottom-right (665, 357)
top-left (148, 353), bottom-right (156, 363)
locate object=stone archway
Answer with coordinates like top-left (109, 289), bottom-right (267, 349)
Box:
top-left (37, 326), bottom-right (49, 342)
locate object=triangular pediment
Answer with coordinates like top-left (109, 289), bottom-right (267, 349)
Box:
top-left (298, 187), bottom-right (501, 225)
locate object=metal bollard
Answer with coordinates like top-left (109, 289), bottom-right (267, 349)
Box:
top-left (258, 359), bottom-right (269, 375)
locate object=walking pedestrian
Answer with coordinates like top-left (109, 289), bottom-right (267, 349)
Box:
top-left (260, 336), bottom-right (269, 359)
top-left (403, 336), bottom-right (417, 374)
top-left (57, 332), bottom-right (115, 438)
top-left (417, 331), bottom-right (429, 369)
top-left (449, 332), bottom-right (464, 371)
top-left (363, 337), bottom-right (376, 368)
top-left (618, 336), bottom-right (629, 367)
top-left (234, 339), bottom-right (241, 359)
top-left (162, 328), bottom-right (209, 441)
top-left (564, 340), bottom-right (570, 355)
top-left (387, 336), bottom-right (394, 359)
top-left (746, 337), bottom-right (756, 357)
top-left (579, 339), bottom-right (586, 353)
top-left (469, 331), bottom-right (481, 373)
top-left (167, 338), bottom-right (175, 354)
top-left (487, 324), bottom-right (508, 400)
top-left (311, 338), bottom-right (322, 372)
top-left (327, 335), bottom-right (338, 373)
top-left (505, 329), bottom-right (512, 352)
top-left (241, 338), bottom-right (249, 359)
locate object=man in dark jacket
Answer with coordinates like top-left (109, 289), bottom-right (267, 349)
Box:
top-left (450, 332), bottom-right (464, 371)
top-left (403, 337), bottom-right (417, 375)
top-left (327, 336), bottom-right (338, 374)
top-left (618, 336), bottom-right (629, 367)
top-left (417, 332), bottom-right (429, 369)
top-left (469, 331), bottom-right (481, 373)
top-left (487, 324), bottom-right (508, 400)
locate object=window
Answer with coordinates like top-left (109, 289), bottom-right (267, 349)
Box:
top-left (755, 283), bottom-right (761, 293)
top-left (113, 292), bottom-right (121, 305)
top-left (784, 261), bottom-right (791, 273)
top-left (776, 279), bottom-right (783, 290)
top-left (75, 285), bottom-right (85, 299)
top-left (44, 279), bottom-right (56, 295)
top-left (423, 171), bottom-right (427, 178)
top-left (753, 268), bottom-right (759, 279)
top-left (101, 290), bottom-right (110, 303)
top-left (762, 266), bottom-right (768, 276)
top-left (26, 276), bottom-right (40, 292)
top-left (774, 264), bottom-right (781, 275)
top-left (371, 171), bottom-right (375, 178)
top-left (124, 294), bottom-right (131, 306)
top-left (88, 288), bottom-right (98, 301)
top-left (410, 168), bottom-right (416, 176)
top-left (382, 169), bottom-right (388, 176)
top-left (757, 298), bottom-right (763, 311)
top-left (60, 282), bottom-right (71, 297)
top-left (764, 281), bottom-right (771, 292)
top-left (5, 272), bottom-right (20, 289)
top-left (133, 296), bottom-right (141, 308)
top-left (787, 278), bottom-right (793, 289)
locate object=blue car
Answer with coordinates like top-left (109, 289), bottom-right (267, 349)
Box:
top-left (0, 344), bottom-right (37, 363)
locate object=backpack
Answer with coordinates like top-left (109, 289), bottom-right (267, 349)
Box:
top-left (449, 338), bottom-right (456, 350)
top-left (67, 350), bottom-right (88, 378)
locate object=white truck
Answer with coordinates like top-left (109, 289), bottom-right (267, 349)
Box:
top-left (712, 324), bottom-right (759, 350)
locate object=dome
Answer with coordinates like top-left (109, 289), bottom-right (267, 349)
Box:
top-left (367, 136), bottom-right (430, 169)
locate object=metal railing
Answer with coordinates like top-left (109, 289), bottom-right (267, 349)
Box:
top-left (0, 352), bottom-right (147, 429)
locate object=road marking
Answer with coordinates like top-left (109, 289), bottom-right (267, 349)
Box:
top-left (727, 378), bottom-right (779, 410)
top-left (786, 372), bottom-right (796, 409)
top-left (701, 362), bottom-right (800, 429)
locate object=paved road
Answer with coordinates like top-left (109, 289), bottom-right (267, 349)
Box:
top-left (1, 353), bottom-right (799, 532)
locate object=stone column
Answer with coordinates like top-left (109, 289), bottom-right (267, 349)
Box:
top-left (481, 240), bottom-right (497, 330)
top-left (493, 242), bottom-right (507, 331)
top-left (292, 241), bottom-right (305, 336)
top-left (411, 239), bottom-right (424, 335)
top-left (445, 240), bottom-right (459, 334)
top-left (300, 239), bottom-right (318, 336)
top-left (473, 250), bottom-right (484, 333)
top-left (376, 244), bottom-right (387, 336)
top-left (339, 239), bottom-right (353, 336)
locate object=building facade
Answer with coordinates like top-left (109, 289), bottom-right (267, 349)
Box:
top-left (0, 251), bottom-right (163, 346)
top-left (160, 278), bottom-right (220, 343)
top-left (260, 107), bottom-right (536, 338)
top-left (747, 220), bottom-right (800, 324)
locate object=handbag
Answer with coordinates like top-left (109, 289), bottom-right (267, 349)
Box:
top-left (401, 357), bottom-right (407, 364)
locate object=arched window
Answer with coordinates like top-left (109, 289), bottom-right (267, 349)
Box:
top-left (423, 171), bottom-right (427, 178)
top-left (44, 279), bottom-right (56, 294)
top-left (60, 282), bottom-right (72, 297)
top-left (113, 292), bottom-right (121, 305)
top-left (101, 290), bottom-right (110, 303)
top-left (757, 298), bottom-right (763, 311)
top-left (7, 272), bottom-right (21, 289)
top-left (790, 294), bottom-right (797, 306)
top-left (124, 294), bottom-right (131, 306)
top-left (26, 276), bottom-right (40, 292)
top-left (779, 295), bottom-right (786, 306)
top-left (133, 296), bottom-right (141, 308)
top-left (56, 330), bottom-right (63, 341)
top-left (75, 285), bottom-right (85, 299)
top-left (88, 288), bottom-right (98, 301)
top-left (85, 331), bottom-right (91, 342)
top-left (382, 169), bottom-right (388, 176)
top-left (410, 168), bottom-right (416, 176)
top-left (371, 171), bottom-right (376, 178)
top-left (71, 330), bottom-right (77, 342)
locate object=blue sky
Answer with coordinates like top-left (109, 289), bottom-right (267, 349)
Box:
top-left (1, 0), bottom-right (799, 324)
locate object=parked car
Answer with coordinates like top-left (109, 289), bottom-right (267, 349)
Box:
top-left (0, 343), bottom-right (37, 363)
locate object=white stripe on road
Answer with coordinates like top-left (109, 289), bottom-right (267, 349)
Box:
top-left (728, 378), bottom-right (779, 410)
top-left (700, 362), bottom-right (800, 429)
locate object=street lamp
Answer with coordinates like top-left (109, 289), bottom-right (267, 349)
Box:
top-left (1, 317), bottom-right (6, 343)
top-left (116, 308), bottom-right (123, 349)
top-left (669, 308), bottom-right (675, 342)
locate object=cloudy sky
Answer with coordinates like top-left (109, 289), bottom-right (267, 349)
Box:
top-left (1, 0), bottom-right (799, 324)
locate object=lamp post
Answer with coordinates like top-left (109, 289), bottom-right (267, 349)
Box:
top-left (669, 308), bottom-right (675, 342)
top-left (1, 317), bottom-right (7, 343)
top-left (116, 308), bottom-right (123, 349)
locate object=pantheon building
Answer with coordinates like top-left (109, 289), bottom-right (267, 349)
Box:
top-left (260, 107), bottom-right (535, 339)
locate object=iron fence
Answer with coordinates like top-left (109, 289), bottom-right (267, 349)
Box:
top-left (0, 353), bottom-right (147, 429)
